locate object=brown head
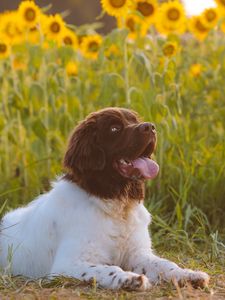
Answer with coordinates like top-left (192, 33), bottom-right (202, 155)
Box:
top-left (63, 107), bottom-right (158, 202)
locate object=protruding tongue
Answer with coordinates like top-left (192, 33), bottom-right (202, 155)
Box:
top-left (132, 157), bottom-right (159, 179)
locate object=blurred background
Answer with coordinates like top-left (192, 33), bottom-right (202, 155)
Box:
top-left (0, 0), bottom-right (116, 33)
top-left (0, 0), bottom-right (216, 33)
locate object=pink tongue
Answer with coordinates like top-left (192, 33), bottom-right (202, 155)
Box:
top-left (132, 157), bottom-right (159, 179)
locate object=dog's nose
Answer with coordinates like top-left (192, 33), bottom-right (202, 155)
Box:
top-left (139, 122), bottom-right (156, 134)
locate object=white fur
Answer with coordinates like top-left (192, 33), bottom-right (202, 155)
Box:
top-left (0, 179), bottom-right (209, 290)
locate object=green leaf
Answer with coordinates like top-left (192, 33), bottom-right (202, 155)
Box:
top-left (32, 119), bottom-right (47, 142)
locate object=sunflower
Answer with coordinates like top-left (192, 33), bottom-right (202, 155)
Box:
top-left (100, 0), bottom-right (132, 17)
top-left (13, 57), bottom-right (27, 71)
top-left (42, 14), bottom-right (66, 41)
top-left (189, 16), bottom-right (209, 41)
top-left (201, 7), bottom-right (219, 28)
top-left (189, 63), bottom-right (203, 77)
top-left (18, 0), bottom-right (41, 29)
top-left (0, 39), bottom-right (11, 59)
top-left (162, 41), bottom-right (179, 57)
top-left (215, 0), bottom-right (225, 14)
top-left (105, 44), bottom-right (121, 58)
top-left (26, 26), bottom-right (41, 44)
top-left (132, 0), bottom-right (158, 24)
top-left (156, 1), bottom-right (186, 35)
top-left (81, 34), bottom-right (103, 60)
top-left (66, 61), bottom-right (78, 76)
top-left (117, 13), bottom-right (146, 39)
top-left (61, 28), bottom-right (78, 49)
top-left (0, 11), bottom-right (24, 45)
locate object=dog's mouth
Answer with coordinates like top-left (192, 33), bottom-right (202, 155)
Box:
top-left (113, 142), bottom-right (159, 180)
top-left (114, 157), bottom-right (159, 180)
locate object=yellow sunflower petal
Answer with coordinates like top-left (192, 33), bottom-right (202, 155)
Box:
top-left (100, 0), bottom-right (132, 17)
top-left (215, 0), bottom-right (225, 15)
top-left (221, 20), bottom-right (225, 33)
top-left (66, 61), bottom-right (78, 76)
top-left (13, 57), bottom-right (27, 71)
top-left (105, 44), bottom-right (121, 58)
top-left (26, 27), bottom-right (41, 44)
top-left (189, 63), bottom-right (203, 77)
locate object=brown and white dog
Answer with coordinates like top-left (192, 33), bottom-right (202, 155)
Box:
top-left (0, 107), bottom-right (209, 290)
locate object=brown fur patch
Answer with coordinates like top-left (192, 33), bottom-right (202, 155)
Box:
top-left (63, 107), bottom-right (156, 208)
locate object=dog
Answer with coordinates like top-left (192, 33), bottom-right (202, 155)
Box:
top-left (0, 107), bottom-right (209, 290)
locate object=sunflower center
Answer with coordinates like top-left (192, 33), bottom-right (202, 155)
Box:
top-left (206, 10), bottom-right (216, 22)
top-left (64, 36), bottom-right (73, 45)
top-left (137, 2), bottom-right (154, 17)
top-left (220, 0), bottom-right (225, 5)
top-left (196, 20), bottom-right (208, 32)
top-left (126, 18), bottom-right (135, 32)
top-left (0, 44), bottom-right (7, 53)
top-left (163, 45), bottom-right (175, 56)
top-left (88, 41), bottom-right (99, 52)
top-left (167, 8), bottom-right (180, 21)
top-left (30, 26), bottom-right (37, 33)
top-left (24, 8), bottom-right (36, 21)
top-left (109, 0), bottom-right (126, 8)
top-left (50, 22), bottom-right (61, 33)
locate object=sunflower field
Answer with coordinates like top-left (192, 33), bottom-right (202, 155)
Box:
top-left (0, 0), bottom-right (225, 296)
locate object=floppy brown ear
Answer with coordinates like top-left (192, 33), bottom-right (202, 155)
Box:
top-left (64, 120), bottom-right (105, 172)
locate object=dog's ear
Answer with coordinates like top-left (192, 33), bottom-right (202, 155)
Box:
top-left (64, 119), bottom-right (105, 172)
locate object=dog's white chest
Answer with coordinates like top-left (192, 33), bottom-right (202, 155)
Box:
top-left (90, 201), bottom-right (151, 266)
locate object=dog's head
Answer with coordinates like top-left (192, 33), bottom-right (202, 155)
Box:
top-left (63, 107), bottom-right (158, 200)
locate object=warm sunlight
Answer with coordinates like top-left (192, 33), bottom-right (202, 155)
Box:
top-left (182, 0), bottom-right (216, 15)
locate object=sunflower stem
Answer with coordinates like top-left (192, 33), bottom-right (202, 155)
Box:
top-left (123, 38), bottom-right (130, 107)
top-left (39, 54), bottom-right (51, 176)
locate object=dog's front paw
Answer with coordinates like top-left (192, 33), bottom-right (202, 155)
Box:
top-left (120, 273), bottom-right (152, 291)
top-left (176, 270), bottom-right (210, 288)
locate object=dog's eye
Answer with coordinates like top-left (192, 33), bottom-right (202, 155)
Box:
top-left (110, 125), bottom-right (121, 133)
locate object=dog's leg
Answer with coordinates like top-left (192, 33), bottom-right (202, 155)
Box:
top-left (50, 262), bottom-right (151, 291)
top-left (128, 252), bottom-right (209, 288)
top-left (49, 239), bottom-right (151, 291)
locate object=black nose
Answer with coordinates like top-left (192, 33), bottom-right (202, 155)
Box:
top-left (138, 122), bottom-right (156, 133)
